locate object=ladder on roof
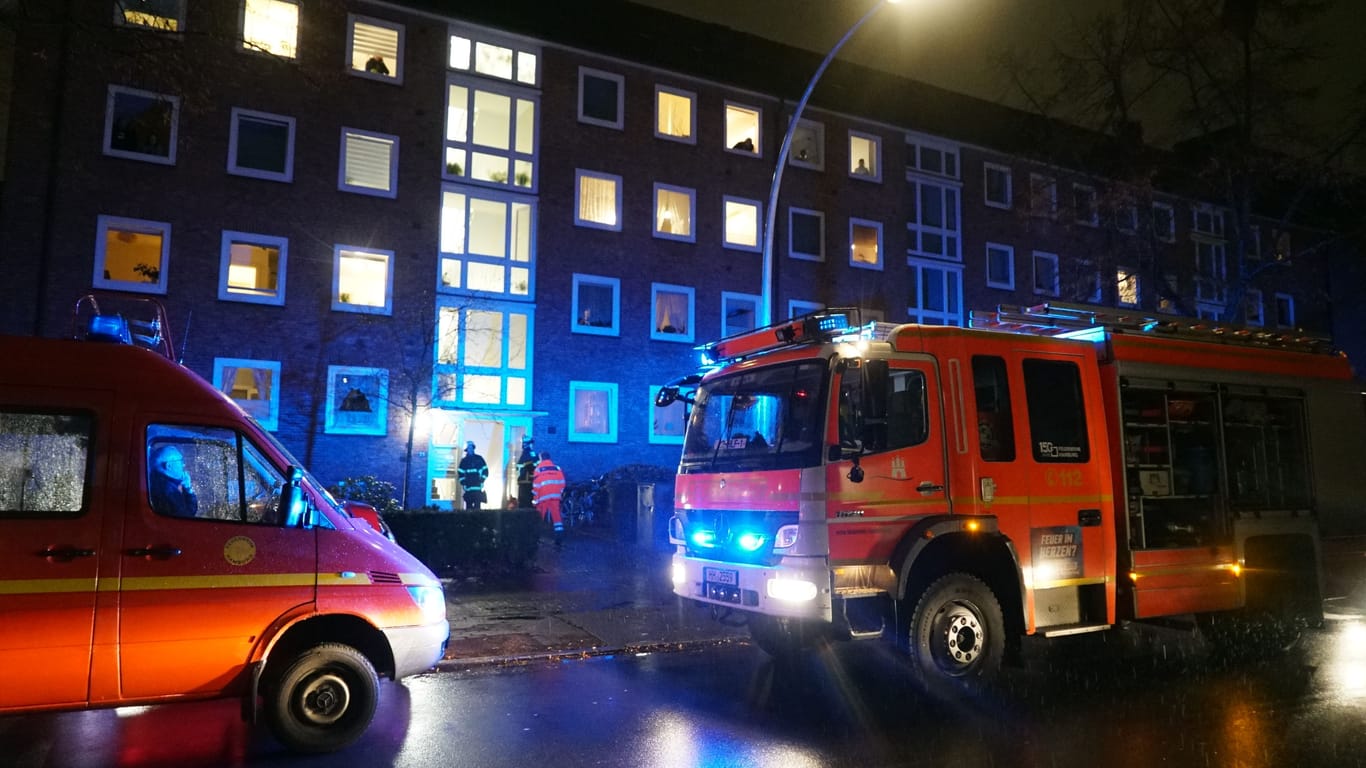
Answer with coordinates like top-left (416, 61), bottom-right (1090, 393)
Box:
top-left (968, 302), bottom-right (1336, 355)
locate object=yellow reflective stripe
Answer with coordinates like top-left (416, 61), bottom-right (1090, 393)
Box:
top-left (1, 571), bottom-right (440, 596)
top-left (399, 572), bottom-right (440, 587)
top-left (117, 574), bottom-right (317, 591)
top-left (0, 578), bottom-right (98, 595)
top-left (1033, 576), bottom-right (1110, 589)
top-left (1132, 564), bottom-right (1234, 577)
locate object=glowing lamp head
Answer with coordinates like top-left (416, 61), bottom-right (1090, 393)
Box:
top-left (690, 529), bottom-right (717, 548)
top-left (736, 531), bottom-right (766, 552)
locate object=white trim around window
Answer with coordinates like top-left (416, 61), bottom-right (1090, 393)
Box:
top-left (103, 85), bottom-right (179, 165)
top-left (212, 357), bottom-right (281, 431)
top-left (722, 195), bottom-right (761, 252)
top-left (788, 207), bottom-right (825, 261)
top-left (848, 130), bottom-right (882, 182)
top-left (1032, 250), bottom-right (1060, 296)
top-left (654, 84), bottom-right (696, 144)
top-left (227, 107), bottom-right (295, 182)
top-left (652, 182), bottom-right (696, 243)
top-left (848, 217), bottom-right (883, 270)
top-left (724, 101), bottom-right (762, 157)
top-left (568, 381), bottom-right (618, 443)
top-left (338, 127), bottom-right (399, 198)
top-left (93, 215), bottom-right (171, 294)
top-left (983, 162), bottom-right (1012, 209)
top-left (571, 273), bottom-right (620, 336)
top-left (574, 169), bottom-right (622, 231)
top-left (651, 282), bottom-right (695, 343)
top-left (578, 67), bottom-right (624, 130)
top-left (219, 230), bottom-right (287, 305)
top-left (332, 245), bottom-right (394, 315)
top-left (649, 385), bottom-right (687, 445)
top-left (721, 291), bottom-right (761, 336)
top-left (324, 365), bottom-right (389, 436)
top-left (985, 242), bottom-right (1014, 290)
top-left (787, 299), bottom-right (823, 319)
top-left (788, 118), bottom-right (824, 170)
top-left (347, 13), bottom-right (404, 84)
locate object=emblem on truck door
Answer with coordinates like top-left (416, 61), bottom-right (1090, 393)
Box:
top-left (224, 535), bottom-right (257, 566)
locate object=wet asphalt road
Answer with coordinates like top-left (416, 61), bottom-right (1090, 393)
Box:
top-left (3, 599), bottom-right (1365, 768)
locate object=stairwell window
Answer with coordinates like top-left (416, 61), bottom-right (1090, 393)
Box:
top-left (241, 0), bottom-right (298, 59)
top-left (339, 128), bottom-right (398, 197)
top-left (104, 86), bottom-right (178, 165)
top-left (333, 246), bottom-right (392, 314)
top-left (348, 15), bottom-right (403, 84)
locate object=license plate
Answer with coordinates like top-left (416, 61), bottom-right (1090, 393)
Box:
top-left (703, 567), bottom-right (738, 586)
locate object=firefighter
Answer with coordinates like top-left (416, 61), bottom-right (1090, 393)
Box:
top-left (456, 441), bottom-right (489, 510)
top-left (515, 437), bottom-right (539, 508)
top-left (532, 451), bottom-right (567, 545)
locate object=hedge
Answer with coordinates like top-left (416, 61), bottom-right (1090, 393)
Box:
top-left (386, 508), bottom-right (540, 577)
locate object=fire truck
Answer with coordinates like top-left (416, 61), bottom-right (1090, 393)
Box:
top-left (655, 304), bottom-right (1366, 690)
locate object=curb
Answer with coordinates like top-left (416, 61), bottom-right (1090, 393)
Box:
top-left (433, 635), bottom-right (750, 672)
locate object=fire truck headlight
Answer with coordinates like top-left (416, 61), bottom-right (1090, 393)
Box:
top-left (691, 529), bottom-right (717, 548)
top-left (671, 562), bottom-right (686, 585)
top-left (405, 585), bottom-right (447, 624)
top-left (668, 516), bottom-right (685, 544)
top-left (736, 531), bottom-right (766, 552)
top-left (767, 577), bottom-right (818, 603)
top-left (773, 525), bottom-right (799, 549)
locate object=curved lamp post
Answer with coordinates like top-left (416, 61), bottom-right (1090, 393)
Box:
top-left (760, 0), bottom-right (901, 325)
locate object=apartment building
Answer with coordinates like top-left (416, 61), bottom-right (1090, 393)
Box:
top-left (0, 0), bottom-right (1334, 508)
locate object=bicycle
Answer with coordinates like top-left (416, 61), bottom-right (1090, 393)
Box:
top-left (561, 474), bottom-right (606, 528)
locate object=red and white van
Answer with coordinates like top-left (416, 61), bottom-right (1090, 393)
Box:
top-left (0, 298), bottom-right (448, 752)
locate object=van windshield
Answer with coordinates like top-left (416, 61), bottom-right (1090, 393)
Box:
top-left (680, 360), bottom-right (829, 473)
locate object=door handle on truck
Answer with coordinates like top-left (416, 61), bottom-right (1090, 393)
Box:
top-left (127, 546), bottom-right (183, 559)
top-left (41, 546), bottom-right (96, 561)
top-left (917, 481), bottom-right (945, 495)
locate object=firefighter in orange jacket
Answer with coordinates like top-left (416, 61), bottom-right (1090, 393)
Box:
top-left (532, 452), bottom-right (566, 544)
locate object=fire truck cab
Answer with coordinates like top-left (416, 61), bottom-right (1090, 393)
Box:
top-left (658, 305), bottom-right (1365, 690)
top-left (0, 296), bottom-right (449, 752)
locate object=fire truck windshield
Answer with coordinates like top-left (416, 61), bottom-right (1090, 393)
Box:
top-left (680, 360), bottom-right (828, 473)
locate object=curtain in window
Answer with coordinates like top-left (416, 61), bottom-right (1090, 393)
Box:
top-left (220, 366), bottom-right (238, 397)
top-left (656, 292), bottom-right (687, 334)
top-left (579, 177), bottom-right (615, 224)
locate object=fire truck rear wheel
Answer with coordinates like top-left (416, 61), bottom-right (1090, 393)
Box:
top-left (748, 615), bottom-right (828, 659)
top-left (265, 642), bottom-right (379, 754)
top-left (907, 573), bottom-right (1004, 692)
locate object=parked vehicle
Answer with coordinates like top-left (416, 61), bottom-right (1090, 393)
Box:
top-left (656, 305), bottom-right (1366, 692)
top-left (0, 295), bottom-right (448, 752)
top-left (342, 499), bottom-right (397, 542)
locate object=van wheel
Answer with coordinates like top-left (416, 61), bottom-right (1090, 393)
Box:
top-left (265, 643), bottom-right (379, 753)
top-left (906, 573), bottom-right (1004, 694)
top-left (749, 615), bottom-right (828, 659)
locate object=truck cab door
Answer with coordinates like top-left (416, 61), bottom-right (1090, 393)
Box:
top-left (114, 422), bottom-right (317, 701)
top-left (0, 399), bottom-right (106, 708)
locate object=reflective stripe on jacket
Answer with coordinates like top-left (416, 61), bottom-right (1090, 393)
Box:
top-left (532, 461), bottom-right (565, 503)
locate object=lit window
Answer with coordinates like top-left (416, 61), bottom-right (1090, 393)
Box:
top-left (116, 0), bottom-right (184, 31)
top-left (849, 218), bottom-right (882, 269)
top-left (572, 274), bottom-right (619, 336)
top-left (907, 138), bottom-right (959, 178)
top-left (789, 207), bottom-right (824, 261)
top-left (434, 301), bottom-right (533, 409)
top-left (656, 86), bottom-right (696, 143)
top-left (849, 131), bottom-right (881, 181)
top-left (568, 382), bottom-right (617, 443)
top-left (1073, 184), bottom-right (1098, 226)
top-left (447, 29), bottom-right (539, 86)
top-left (650, 385), bottom-right (687, 445)
top-left (652, 283), bottom-right (695, 343)
top-left (985, 243), bottom-right (1014, 290)
top-left (722, 292), bottom-right (761, 337)
top-left (1116, 267), bottom-right (1140, 307)
top-left (983, 162), bottom-right (1012, 209)
top-left (325, 365), bottom-right (388, 436)
top-left (228, 107), bottom-right (294, 182)
top-left (575, 170), bottom-right (621, 231)
top-left (579, 67), bottom-right (623, 129)
top-left (103, 85), bottom-right (178, 165)
top-left (723, 196), bottom-right (761, 251)
top-left (654, 184), bottom-right (695, 242)
top-left (241, 0), bottom-right (298, 59)
top-left (339, 128), bottom-right (398, 197)
top-left (444, 80), bottom-right (537, 189)
top-left (475, 41), bottom-right (513, 80)
top-left (348, 15), bottom-right (403, 83)
top-left (1032, 251), bottom-right (1060, 296)
top-left (439, 187), bottom-right (535, 297)
top-left (93, 215), bottom-right (170, 294)
top-left (1029, 174), bottom-right (1057, 218)
top-left (333, 246), bottom-right (392, 314)
top-left (219, 230), bottom-right (286, 305)
top-left (789, 118), bottom-right (823, 169)
top-left (907, 260), bottom-right (963, 326)
top-left (725, 102), bottom-right (760, 155)
top-left (213, 358), bottom-right (281, 430)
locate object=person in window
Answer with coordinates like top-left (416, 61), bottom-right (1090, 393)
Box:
top-left (149, 445), bottom-right (197, 518)
top-left (854, 158), bottom-right (872, 175)
top-left (732, 137), bottom-right (754, 153)
top-left (457, 441), bottom-right (489, 510)
top-left (365, 54), bottom-right (390, 75)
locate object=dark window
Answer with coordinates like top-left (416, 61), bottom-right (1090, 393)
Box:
top-left (1023, 359), bottom-right (1089, 462)
top-left (0, 411), bottom-right (92, 518)
top-left (973, 356), bottom-right (1015, 461)
top-left (234, 115), bottom-right (290, 174)
top-left (109, 90), bottom-right (173, 159)
top-left (791, 211), bottom-right (821, 256)
top-left (839, 365), bottom-right (928, 453)
top-left (581, 74), bottom-right (619, 124)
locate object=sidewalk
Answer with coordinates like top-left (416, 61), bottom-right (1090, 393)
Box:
top-left (435, 530), bottom-right (749, 669)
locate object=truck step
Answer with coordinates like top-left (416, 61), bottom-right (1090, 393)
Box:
top-left (1040, 622), bottom-right (1112, 638)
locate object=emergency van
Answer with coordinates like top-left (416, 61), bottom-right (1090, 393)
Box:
top-left (0, 296), bottom-right (449, 752)
top-left (656, 304), bottom-right (1366, 691)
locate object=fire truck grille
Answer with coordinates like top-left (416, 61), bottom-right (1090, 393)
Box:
top-left (682, 509), bottom-right (797, 565)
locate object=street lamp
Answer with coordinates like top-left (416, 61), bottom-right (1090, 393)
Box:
top-left (760, 0), bottom-right (902, 325)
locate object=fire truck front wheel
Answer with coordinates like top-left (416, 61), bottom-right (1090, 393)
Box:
top-left (264, 642), bottom-right (380, 753)
top-left (907, 573), bottom-right (1005, 692)
top-left (748, 615), bottom-right (830, 659)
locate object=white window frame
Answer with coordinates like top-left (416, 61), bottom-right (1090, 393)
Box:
top-left (848, 130), bottom-right (882, 182)
top-left (985, 242), bottom-right (1014, 290)
top-left (1196, 303), bottom-right (1223, 322)
top-left (218, 230), bottom-right (287, 306)
top-left (653, 182), bottom-right (696, 243)
top-left (574, 169), bottom-right (622, 232)
top-left (103, 85), bottom-right (179, 166)
top-left (654, 84), bottom-right (696, 144)
top-left (240, 0), bottom-right (299, 59)
top-left (1073, 183), bottom-right (1099, 227)
top-left (448, 27), bottom-right (541, 87)
top-left (1192, 204), bottom-right (1226, 237)
top-left (347, 13), bottom-right (404, 85)
top-left (649, 385), bottom-right (687, 445)
top-left (1274, 293), bottom-right (1296, 328)
top-left (905, 136), bottom-right (961, 178)
top-left (788, 299), bottom-right (824, 319)
top-left (93, 215), bottom-right (171, 295)
top-left (433, 300), bottom-right (534, 409)
top-left (788, 207), bottom-right (825, 262)
top-left (324, 365), bottom-right (389, 436)
top-left (338, 127), bottom-right (399, 198)
top-left (907, 179), bottom-right (961, 262)
top-left (724, 101), bottom-right (761, 157)
top-left (1116, 266), bottom-right (1140, 307)
top-left (651, 283), bottom-right (695, 343)
top-left (722, 195), bottom-right (761, 252)
top-left (116, 0), bottom-right (185, 32)
top-left (906, 259), bottom-right (963, 326)
top-left (437, 186), bottom-right (537, 298)
top-left (568, 381), bottom-right (618, 443)
top-left (849, 217), bottom-right (883, 271)
top-left (721, 291), bottom-right (761, 337)
top-left (212, 357), bottom-right (281, 431)
top-left (227, 107), bottom-right (295, 182)
top-left (1195, 240), bottom-right (1227, 304)
top-left (1152, 202), bottom-right (1176, 243)
top-left (788, 118), bottom-right (824, 170)
top-left (1029, 173), bottom-right (1057, 219)
top-left (983, 162), bottom-right (1012, 209)
top-left (571, 274), bottom-right (620, 336)
top-left (578, 67), bottom-right (624, 130)
top-left (332, 245), bottom-right (394, 315)
top-left (1032, 250), bottom-right (1060, 297)
top-left (443, 77), bottom-right (540, 192)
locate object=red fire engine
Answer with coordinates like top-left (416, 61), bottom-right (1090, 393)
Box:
top-left (656, 304), bottom-right (1366, 690)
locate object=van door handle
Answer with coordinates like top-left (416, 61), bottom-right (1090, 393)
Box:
top-left (1079, 509), bottom-right (1102, 527)
top-left (42, 546), bottom-right (96, 561)
top-left (917, 481), bottom-right (945, 495)
top-left (127, 546), bottom-right (183, 559)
